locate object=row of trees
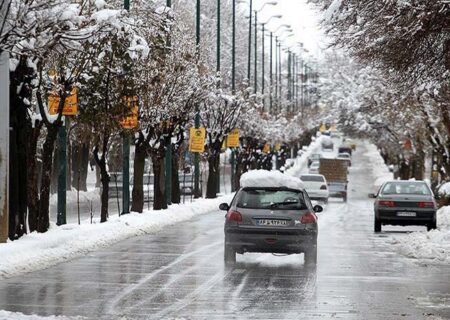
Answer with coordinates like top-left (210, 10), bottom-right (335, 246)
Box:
top-left (312, 0), bottom-right (450, 190)
top-left (1, 0), bottom-right (322, 240)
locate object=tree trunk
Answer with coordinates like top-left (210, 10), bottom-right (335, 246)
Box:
top-left (37, 124), bottom-right (59, 233)
top-left (94, 134), bottom-right (110, 223)
top-left (99, 166), bottom-right (109, 223)
top-left (151, 154), bottom-right (166, 210)
top-left (27, 123), bottom-right (42, 233)
top-left (171, 149), bottom-right (181, 204)
top-left (131, 142), bottom-right (146, 213)
top-left (9, 59), bottom-right (32, 239)
top-left (206, 153), bottom-right (220, 199)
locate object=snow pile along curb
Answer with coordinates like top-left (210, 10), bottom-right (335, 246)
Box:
top-left (0, 310), bottom-right (80, 320)
top-left (0, 195), bottom-right (233, 279)
top-left (285, 135), bottom-right (324, 177)
top-left (392, 207), bottom-right (450, 264)
top-left (364, 144), bottom-right (393, 192)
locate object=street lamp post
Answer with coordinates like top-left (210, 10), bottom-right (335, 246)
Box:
top-left (260, 15), bottom-right (282, 111)
top-left (194, 0), bottom-right (201, 198)
top-left (247, 0), bottom-right (253, 83)
top-left (254, 10), bottom-right (257, 94)
top-left (231, 0), bottom-right (236, 192)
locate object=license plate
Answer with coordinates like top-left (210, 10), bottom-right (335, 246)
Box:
top-left (397, 212), bottom-right (416, 217)
top-left (256, 219), bottom-right (288, 226)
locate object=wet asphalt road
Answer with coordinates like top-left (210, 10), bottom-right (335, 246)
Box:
top-left (1, 144), bottom-right (450, 319)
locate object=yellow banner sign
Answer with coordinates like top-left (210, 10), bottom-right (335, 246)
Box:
top-left (120, 96), bottom-right (139, 129)
top-left (189, 127), bottom-right (206, 153)
top-left (262, 143), bottom-right (271, 154)
top-left (226, 128), bottom-right (240, 148)
top-left (48, 88), bottom-right (78, 116)
top-left (319, 123), bottom-right (327, 133)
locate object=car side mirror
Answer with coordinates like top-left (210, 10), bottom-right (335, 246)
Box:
top-left (313, 205), bottom-right (323, 213)
top-left (368, 193), bottom-right (376, 199)
top-left (219, 203), bottom-right (230, 211)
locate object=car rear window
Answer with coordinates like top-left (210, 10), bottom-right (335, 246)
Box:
top-left (381, 182), bottom-right (431, 195)
top-left (236, 188), bottom-right (308, 210)
top-left (300, 175), bottom-right (324, 182)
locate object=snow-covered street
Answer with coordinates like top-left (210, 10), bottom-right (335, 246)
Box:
top-left (0, 142), bottom-right (449, 320)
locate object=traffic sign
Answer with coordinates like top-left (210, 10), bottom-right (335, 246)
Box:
top-left (227, 128), bottom-right (240, 147)
top-left (189, 127), bottom-right (206, 153)
top-left (48, 88), bottom-right (78, 116)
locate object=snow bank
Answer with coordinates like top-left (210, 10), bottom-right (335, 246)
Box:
top-left (364, 144), bottom-right (393, 193)
top-left (285, 135), bottom-right (325, 177)
top-left (392, 207), bottom-right (450, 264)
top-left (0, 195), bottom-right (233, 280)
top-left (240, 170), bottom-right (304, 190)
top-left (0, 310), bottom-right (77, 320)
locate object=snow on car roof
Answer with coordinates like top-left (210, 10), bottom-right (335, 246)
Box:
top-left (240, 170), bottom-right (304, 190)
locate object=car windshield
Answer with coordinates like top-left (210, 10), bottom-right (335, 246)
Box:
top-left (236, 188), bottom-right (307, 210)
top-left (300, 175), bottom-right (324, 182)
top-left (381, 182), bottom-right (431, 195)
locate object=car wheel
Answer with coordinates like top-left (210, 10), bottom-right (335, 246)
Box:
top-left (343, 195), bottom-right (347, 203)
top-left (323, 198), bottom-right (328, 205)
top-left (224, 244), bottom-right (236, 265)
top-left (304, 246), bottom-right (317, 266)
top-left (427, 222), bottom-right (437, 231)
top-left (374, 218), bottom-right (381, 233)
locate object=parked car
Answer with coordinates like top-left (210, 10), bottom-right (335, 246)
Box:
top-left (220, 171), bottom-right (322, 266)
top-left (309, 161), bottom-right (320, 174)
top-left (299, 174), bottom-right (329, 204)
top-left (308, 153), bottom-right (321, 167)
top-left (370, 180), bottom-right (437, 232)
top-left (337, 152), bottom-right (352, 166)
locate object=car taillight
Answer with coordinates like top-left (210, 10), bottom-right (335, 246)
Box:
top-left (320, 185), bottom-right (327, 190)
top-left (378, 200), bottom-right (395, 207)
top-left (226, 210), bottom-right (242, 222)
top-left (418, 201), bottom-right (435, 208)
top-left (301, 212), bottom-right (317, 224)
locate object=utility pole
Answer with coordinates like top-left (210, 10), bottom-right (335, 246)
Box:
top-left (122, 0), bottom-right (131, 214)
top-left (164, 0), bottom-right (173, 206)
top-left (247, 0), bottom-right (253, 83)
top-left (261, 23), bottom-right (265, 109)
top-left (194, 0), bottom-right (202, 198)
top-left (216, 0), bottom-right (221, 194)
top-left (269, 32), bottom-right (273, 114)
top-left (254, 10), bottom-right (258, 94)
top-left (56, 118), bottom-right (67, 225)
top-left (0, 51), bottom-right (9, 242)
top-left (231, 0), bottom-right (236, 192)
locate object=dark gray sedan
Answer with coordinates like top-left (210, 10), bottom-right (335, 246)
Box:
top-left (371, 180), bottom-right (437, 232)
top-left (220, 187), bottom-right (322, 266)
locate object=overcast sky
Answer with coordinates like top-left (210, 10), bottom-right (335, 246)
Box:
top-left (250, 0), bottom-right (325, 57)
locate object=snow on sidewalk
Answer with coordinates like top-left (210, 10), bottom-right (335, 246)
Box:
top-left (0, 195), bottom-right (233, 280)
top-left (391, 207), bottom-right (450, 264)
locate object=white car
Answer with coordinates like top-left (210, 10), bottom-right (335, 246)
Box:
top-left (300, 174), bottom-right (329, 204)
top-left (309, 161), bottom-right (320, 174)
